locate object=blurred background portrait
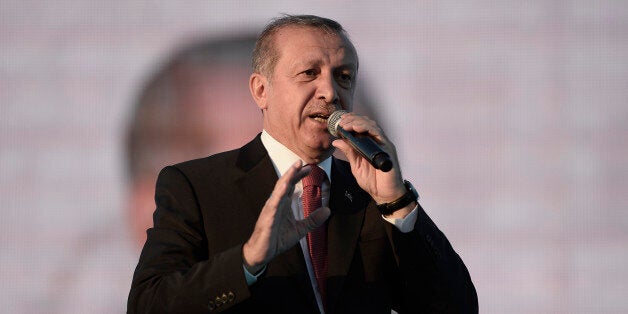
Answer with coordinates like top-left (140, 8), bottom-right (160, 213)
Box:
top-left (1, 1), bottom-right (627, 313)
top-left (125, 35), bottom-right (262, 248)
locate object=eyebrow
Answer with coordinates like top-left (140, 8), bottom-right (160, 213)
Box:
top-left (291, 59), bottom-right (357, 72)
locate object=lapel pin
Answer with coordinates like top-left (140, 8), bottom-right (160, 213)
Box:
top-left (344, 190), bottom-right (353, 202)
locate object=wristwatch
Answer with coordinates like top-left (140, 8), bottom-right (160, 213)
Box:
top-left (376, 180), bottom-right (419, 215)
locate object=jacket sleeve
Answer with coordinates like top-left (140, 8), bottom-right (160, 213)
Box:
top-left (389, 203), bottom-right (479, 313)
top-left (127, 166), bottom-right (251, 313)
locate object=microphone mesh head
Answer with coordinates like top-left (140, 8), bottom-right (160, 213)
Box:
top-left (327, 110), bottom-right (348, 137)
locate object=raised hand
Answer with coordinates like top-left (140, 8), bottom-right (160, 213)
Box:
top-left (242, 161), bottom-right (331, 273)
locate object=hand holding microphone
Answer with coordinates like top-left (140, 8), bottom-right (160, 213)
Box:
top-left (327, 110), bottom-right (393, 172)
top-left (328, 110), bottom-right (416, 219)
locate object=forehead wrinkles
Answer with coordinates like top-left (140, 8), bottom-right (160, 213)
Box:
top-left (275, 27), bottom-right (355, 64)
top-left (292, 47), bottom-right (348, 68)
top-left (285, 45), bottom-right (357, 76)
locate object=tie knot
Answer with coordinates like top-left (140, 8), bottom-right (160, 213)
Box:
top-left (302, 164), bottom-right (325, 187)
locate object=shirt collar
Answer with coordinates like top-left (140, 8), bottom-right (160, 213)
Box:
top-left (260, 130), bottom-right (332, 182)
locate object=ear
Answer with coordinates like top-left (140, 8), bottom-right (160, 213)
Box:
top-left (249, 72), bottom-right (269, 110)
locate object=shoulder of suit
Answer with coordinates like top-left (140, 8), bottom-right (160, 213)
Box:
top-left (171, 148), bottom-right (240, 177)
top-left (169, 134), bottom-right (265, 181)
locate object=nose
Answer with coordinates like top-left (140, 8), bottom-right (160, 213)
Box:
top-left (315, 73), bottom-right (339, 106)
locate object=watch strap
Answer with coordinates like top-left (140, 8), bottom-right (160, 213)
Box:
top-left (376, 180), bottom-right (419, 215)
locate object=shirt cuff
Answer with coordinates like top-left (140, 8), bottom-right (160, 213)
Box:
top-left (382, 203), bottom-right (418, 233)
top-left (243, 264), bottom-right (266, 286)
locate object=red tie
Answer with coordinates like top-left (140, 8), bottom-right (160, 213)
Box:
top-left (301, 164), bottom-right (328, 308)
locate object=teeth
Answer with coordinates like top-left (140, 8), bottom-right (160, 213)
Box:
top-left (313, 117), bottom-right (327, 123)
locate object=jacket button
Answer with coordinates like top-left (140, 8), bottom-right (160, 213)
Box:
top-left (221, 293), bottom-right (228, 303)
top-left (228, 291), bottom-right (235, 302)
top-left (208, 301), bottom-right (215, 311)
top-left (214, 296), bottom-right (222, 307)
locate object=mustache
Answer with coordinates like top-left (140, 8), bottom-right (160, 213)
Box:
top-left (305, 101), bottom-right (342, 117)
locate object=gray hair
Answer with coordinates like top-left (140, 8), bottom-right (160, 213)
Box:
top-left (252, 14), bottom-right (353, 76)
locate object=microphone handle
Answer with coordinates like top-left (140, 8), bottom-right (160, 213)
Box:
top-left (337, 127), bottom-right (393, 172)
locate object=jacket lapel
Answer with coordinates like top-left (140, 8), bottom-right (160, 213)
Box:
top-left (233, 134), bottom-right (278, 219)
top-left (327, 157), bottom-right (370, 284)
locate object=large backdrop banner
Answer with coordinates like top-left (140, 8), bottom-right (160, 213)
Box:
top-left (1, 1), bottom-right (627, 313)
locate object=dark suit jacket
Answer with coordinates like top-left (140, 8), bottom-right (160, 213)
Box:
top-left (128, 135), bottom-right (478, 313)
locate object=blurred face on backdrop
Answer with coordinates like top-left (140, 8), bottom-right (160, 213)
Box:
top-left (250, 26), bottom-right (358, 163)
top-left (129, 63), bottom-right (261, 246)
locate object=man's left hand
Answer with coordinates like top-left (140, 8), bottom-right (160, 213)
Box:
top-left (331, 113), bottom-right (413, 219)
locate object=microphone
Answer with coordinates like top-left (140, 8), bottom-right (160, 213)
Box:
top-left (327, 110), bottom-right (393, 172)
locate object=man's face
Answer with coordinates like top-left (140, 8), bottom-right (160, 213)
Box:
top-left (258, 26), bottom-right (358, 162)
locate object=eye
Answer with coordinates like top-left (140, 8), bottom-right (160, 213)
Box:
top-left (339, 73), bottom-right (353, 82)
top-left (303, 69), bottom-right (317, 77)
top-left (336, 72), bottom-right (354, 88)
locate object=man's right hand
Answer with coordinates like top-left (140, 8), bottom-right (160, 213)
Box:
top-left (242, 161), bottom-right (331, 274)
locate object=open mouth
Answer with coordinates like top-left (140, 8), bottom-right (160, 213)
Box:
top-left (309, 113), bottom-right (329, 124)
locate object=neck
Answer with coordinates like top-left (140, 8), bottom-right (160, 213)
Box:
top-left (262, 129), bottom-right (334, 164)
top-left (301, 149), bottom-right (334, 165)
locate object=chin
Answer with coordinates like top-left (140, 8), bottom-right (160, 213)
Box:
top-left (306, 137), bottom-right (334, 156)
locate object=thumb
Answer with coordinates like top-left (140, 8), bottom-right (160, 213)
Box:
top-left (304, 207), bottom-right (331, 230)
top-left (294, 207), bottom-right (331, 240)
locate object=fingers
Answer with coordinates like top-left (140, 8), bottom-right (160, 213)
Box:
top-left (338, 113), bottom-right (387, 143)
top-left (336, 112), bottom-right (399, 161)
top-left (247, 161), bottom-right (311, 267)
top-left (332, 113), bottom-right (389, 163)
top-left (266, 161), bottom-right (309, 208)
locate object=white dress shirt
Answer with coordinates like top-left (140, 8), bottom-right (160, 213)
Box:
top-left (244, 130), bottom-right (419, 313)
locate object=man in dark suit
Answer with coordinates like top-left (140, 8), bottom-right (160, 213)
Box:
top-left (128, 15), bottom-right (478, 313)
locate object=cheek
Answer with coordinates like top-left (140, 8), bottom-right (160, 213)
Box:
top-left (342, 91), bottom-right (355, 110)
top-left (268, 84), bottom-right (313, 123)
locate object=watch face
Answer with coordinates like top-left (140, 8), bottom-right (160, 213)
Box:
top-left (404, 180), bottom-right (419, 201)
